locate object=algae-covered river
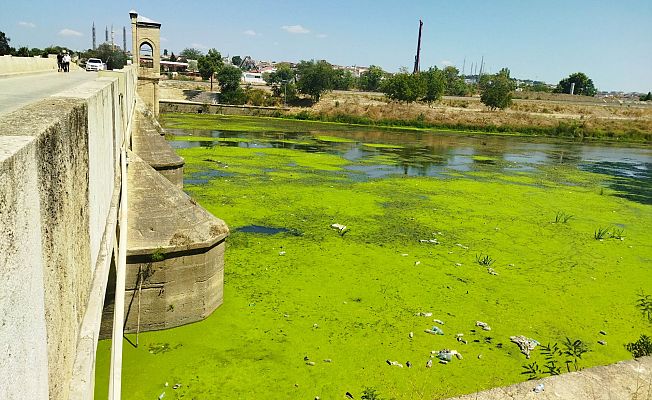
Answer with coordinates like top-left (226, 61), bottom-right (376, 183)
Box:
top-left (96, 114), bottom-right (652, 399)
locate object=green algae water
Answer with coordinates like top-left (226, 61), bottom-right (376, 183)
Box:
top-left (96, 114), bottom-right (652, 399)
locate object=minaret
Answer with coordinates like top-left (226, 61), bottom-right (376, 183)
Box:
top-left (413, 19), bottom-right (423, 74)
top-left (105, 26), bottom-right (109, 42)
top-left (92, 22), bottom-right (96, 50)
top-left (111, 25), bottom-right (115, 50)
top-left (123, 26), bottom-right (127, 52)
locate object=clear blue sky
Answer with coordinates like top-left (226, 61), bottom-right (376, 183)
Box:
top-left (2, 0), bottom-right (651, 92)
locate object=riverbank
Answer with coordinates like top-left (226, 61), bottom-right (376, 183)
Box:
top-left (159, 80), bottom-right (652, 143)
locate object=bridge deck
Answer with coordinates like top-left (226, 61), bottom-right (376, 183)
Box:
top-left (0, 71), bottom-right (98, 116)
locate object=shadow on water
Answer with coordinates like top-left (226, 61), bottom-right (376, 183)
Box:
top-left (580, 161), bottom-right (652, 205)
top-left (234, 225), bottom-right (302, 236)
top-left (168, 128), bottom-right (652, 205)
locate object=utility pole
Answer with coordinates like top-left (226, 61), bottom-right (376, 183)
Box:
top-left (92, 22), bottom-right (96, 50)
top-left (413, 19), bottom-right (423, 74)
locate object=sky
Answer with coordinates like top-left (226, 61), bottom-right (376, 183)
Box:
top-left (1, 0), bottom-right (651, 92)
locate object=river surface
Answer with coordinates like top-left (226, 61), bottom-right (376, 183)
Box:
top-left (168, 128), bottom-right (652, 204)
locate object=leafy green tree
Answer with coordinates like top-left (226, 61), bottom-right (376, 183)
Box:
top-left (15, 47), bottom-right (30, 57)
top-left (198, 48), bottom-right (223, 90)
top-left (359, 65), bottom-right (384, 91)
top-left (295, 60), bottom-right (335, 103)
top-left (180, 48), bottom-right (203, 60)
top-left (554, 72), bottom-right (597, 96)
top-left (264, 63), bottom-right (297, 102)
top-left (83, 43), bottom-right (127, 70)
top-left (640, 92), bottom-right (652, 101)
top-left (30, 47), bottom-right (42, 56)
top-left (422, 67), bottom-right (446, 103)
top-left (217, 64), bottom-right (241, 93)
top-left (0, 31), bottom-right (10, 55)
top-left (333, 69), bottom-right (355, 90)
top-left (381, 71), bottom-right (425, 103)
top-left (231, 55), bottom-right (242, 67)
top-left (479, 68), bottom-right (515, 110)
top-left (442, 66), bottom-right (470, 96)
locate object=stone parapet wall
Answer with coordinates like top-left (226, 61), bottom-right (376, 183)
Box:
top-left (0, 55), bottom-right (58, 76)
top-left (0, 66), bottom-right (137, 400)
top-left (160, 99), bottom-right (290, 117)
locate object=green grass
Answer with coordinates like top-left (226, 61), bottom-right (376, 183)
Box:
top-left (95, 116), bottom-right (652, 400)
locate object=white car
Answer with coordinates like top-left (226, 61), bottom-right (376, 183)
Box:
top-left (86, 58), bottom-right (106, 72)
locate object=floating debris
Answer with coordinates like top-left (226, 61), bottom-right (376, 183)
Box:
top-left (415, 312), bottom-right (433, 317)
top-left (330, 223), bottom-right (347, 232)
top-left (345, 392), bottom-right (354, 399)
top-left (306, 361), bottom-right (316, 366)
top-left (598, 340), bottom-right (607, 346)
top-left (158, 392), bottom-right (166, 400)
top-left (433, 319), bottom-right (445, 325)
top-left (409, 331), bottom-right (414, 338)
top-left (401, 253), bottom-right (409, 257)
top-left (304, 356), bottom-right (310, 361)
top-left (457, 337), bottom-right (468, 345)
top-left (510, 335), bottom-right (540, 359)
top-left (313, 323), bottom-right (319, 328)
top-left (487, 268), bottom-right (498, 276)
top-left (419, 238), bottom-right (439, 244)
top-left (476, 321), bottom-right (491, 331)
top-left (406, 361), bottom-right (412, 368)
top-left (172, 384), bottom-right (181, 390)
top-left (426, 359), bottom-right (433, 368)
top-left (599, 330), bottom-right (607, 336)
top-left (279, 251), bottom-right (286, 256)
top-left (425, 326), bottom-right (444, 335)
top-left (456, 243), bottom-right (469, 250)
top-left (323, 358), bottom-right (332, 363)
top-left (439, 360), bottom-right (448, 365)
top-left (508, 263), bottom-right (515, 267)
top-left (455, 263), bottom-right (462, 267)
top-left (415, 261), bottom-right (421, 266)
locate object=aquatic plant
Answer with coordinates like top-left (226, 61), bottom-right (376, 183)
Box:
top-left (562, 337), bottom-right (590, 372)
top-left (636, 291), bottom-right (652, 322)
top-left (625, 335), bottom-right (652, 358)
top-left (540, 342), bottom-right (562, 376)
top-left (554, 211), bottom-right (573, 223)
top-left (593, 226), bottom-right (611, 240)
top-left (476, 253), bottom-right (496, 266)
top-left (521, 362), bottom-right (540, 380)
top-left (361, 387), bottom-right (383, 400)
top-left (610, 227), bottom-right (625, 239)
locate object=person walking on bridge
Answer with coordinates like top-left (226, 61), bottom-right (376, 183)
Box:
top-left (62, 52), bottom-right (71, 72)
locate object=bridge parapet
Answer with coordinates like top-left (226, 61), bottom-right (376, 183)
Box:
top-left (0, 66), bottom-right (137, 400)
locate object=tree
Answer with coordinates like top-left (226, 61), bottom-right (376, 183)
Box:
top-left (169, 52), bottom-right (177, 62)
top-left (197, 48), bottom-right (223, 90)
top-left (333, 69), bottom-right (355, 90)
top-left (359, 65), bottom-right (384, 91)
top-left (555, 72), bottom-right (597, 96)
top-left (442, 66), bottom-right (470, 96)
top-left (640, 92), bottom-right (652, 102)
top-left (15, 47), bottom-right (30, 57)
top-left (217, 64), bottom-right (241, 93)
top-left (0, 31), bottom-right (11, 55)
top-left (381, 71), bottom-right (425, 103)
top-left (295, 60), bottom-right (335, 103)
top-left (422, 67), bottom-right (445, 103)
top-left (180, 48), bottom-right (203, 60)
top-left (231, 55), bottom-right (242, 67)
top-left (84, 43), bottom-right (127, 70)
top-left (479, 68), bottom-right (515, 110)
top-left (264, 63), bottom-right (297, 102)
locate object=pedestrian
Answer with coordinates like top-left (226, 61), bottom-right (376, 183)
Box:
top-left (57, 52), bottom-right (63, 72)
top-left (63, 52), bottom-right (71, 72)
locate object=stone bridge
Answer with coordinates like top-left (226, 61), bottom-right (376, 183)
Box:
top-left (0, 14), bottom-right (228, 399)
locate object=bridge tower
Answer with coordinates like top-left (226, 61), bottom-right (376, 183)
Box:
top-left (129, 10), bottom-right (161, 116)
